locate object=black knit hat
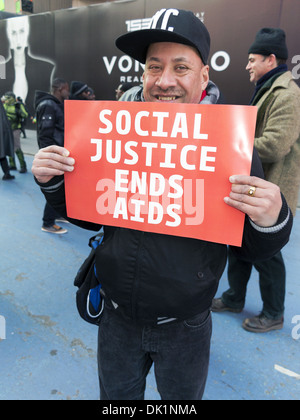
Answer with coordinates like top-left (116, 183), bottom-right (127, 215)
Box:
top-left (70, 81), bottom-right (88, 97)
top-left (248, 28), bottom-right (288, 59)
top-left (116, 8), bottom-right (210, 65)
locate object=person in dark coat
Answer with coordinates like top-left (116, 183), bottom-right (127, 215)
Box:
top-left (34, 78), bottom-right (70, 234)
top-left (0, 100), bottom-right (15, 180)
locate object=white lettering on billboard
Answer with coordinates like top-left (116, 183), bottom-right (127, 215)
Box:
top-left (292, 55), bottom-right (300, 80)
top-left (211, 51), bottom-right (231, 72)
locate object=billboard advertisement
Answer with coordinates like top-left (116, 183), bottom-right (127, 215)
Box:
top-left (0, 0), bottom-right (299, 120)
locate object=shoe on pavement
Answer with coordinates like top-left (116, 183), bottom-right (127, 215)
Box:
top-left (242, 313), bottom-right (284, 333)
top-left (2, 174), bottom-right (15, 181)
top-left (2, 173), bottom-right (15, 180)
top-left (41, 224), bottom-right (67, 234)
top-left (211, 298), bottom-right (243, 313)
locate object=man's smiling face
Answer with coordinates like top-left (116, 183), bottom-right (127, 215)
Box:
top-left (246, 54), bottom-right (272, 84)
top-left (143, 42), bottom-right (209, 104)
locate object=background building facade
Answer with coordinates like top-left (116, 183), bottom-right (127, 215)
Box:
top-left (0, 0), bottom-right (115, 14)
top-left (1, 0), bottom-right (299, 122)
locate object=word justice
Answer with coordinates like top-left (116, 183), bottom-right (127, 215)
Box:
top-left (91, 139), bottom-right (217, 172)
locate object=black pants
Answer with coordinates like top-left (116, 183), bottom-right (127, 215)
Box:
top-left (222, 248), bottom-right (286, 319)
top-left (0, 157), bottom-right (10, 175)
top-left (42, 201), bottom-right (60, 227)
top-left (98, 302), bottom-right (212, 400)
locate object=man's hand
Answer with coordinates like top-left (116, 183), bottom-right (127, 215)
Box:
top-left (224, 175), bottom-right (283, 228)
top-left (31, 145), bottom-right (75, 184)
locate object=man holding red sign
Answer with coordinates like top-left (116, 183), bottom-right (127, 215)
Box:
top-left (32, 9), bottom-right (292, 400)
top-left (63, 100), bottom-right (259, 246)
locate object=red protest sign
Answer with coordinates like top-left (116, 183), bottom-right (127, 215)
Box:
top-left (64, 100), bottom-right (256, 246)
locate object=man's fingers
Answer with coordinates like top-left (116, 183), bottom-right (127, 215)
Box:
top-left (38, 145), bottom-right (70, 156)
top-left (229, 175), bottom-right (266, 188)
top-left (225, 175), bottom-right (282, 227)
top-left (31, 146), bottom-right (75, 183)
top-left (35, 152), bottom-right (75, 170)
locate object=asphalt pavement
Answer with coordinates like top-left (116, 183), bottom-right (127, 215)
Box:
top-left (0, 129), bottom-right (299, 400)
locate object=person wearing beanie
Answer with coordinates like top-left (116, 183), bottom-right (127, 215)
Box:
top-left (32, 11), bottom-right (293, 400)
top-left (69, 81), bottom-right (90, 100)
top-left (213, 28), bottom-right (300, 333)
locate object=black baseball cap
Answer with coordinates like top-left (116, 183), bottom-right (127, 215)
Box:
top-left (116, 8), bottom-right (211, 65)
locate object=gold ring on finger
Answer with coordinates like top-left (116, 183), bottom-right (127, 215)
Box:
top-left (247, 186), bottom-right (256, 197)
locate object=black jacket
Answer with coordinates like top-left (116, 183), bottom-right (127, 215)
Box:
top-left (37, 164), bottom-right (292, 326)
top-left (34, 91), bottom-right (65, 148)
top-left (36, 84), bottom-right (293, 326)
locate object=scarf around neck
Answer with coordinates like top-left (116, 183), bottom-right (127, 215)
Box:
top-left (120, 81), bottom-right (221, 105)
top-left (250, 64), bottom-right (288, 105)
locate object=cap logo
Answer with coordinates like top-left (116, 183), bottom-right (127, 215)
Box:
top-left (150, 8), bottom-right (180, 32)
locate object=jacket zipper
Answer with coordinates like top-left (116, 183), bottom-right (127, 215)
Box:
top-left (131, 231), bottom-right (145, 321)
